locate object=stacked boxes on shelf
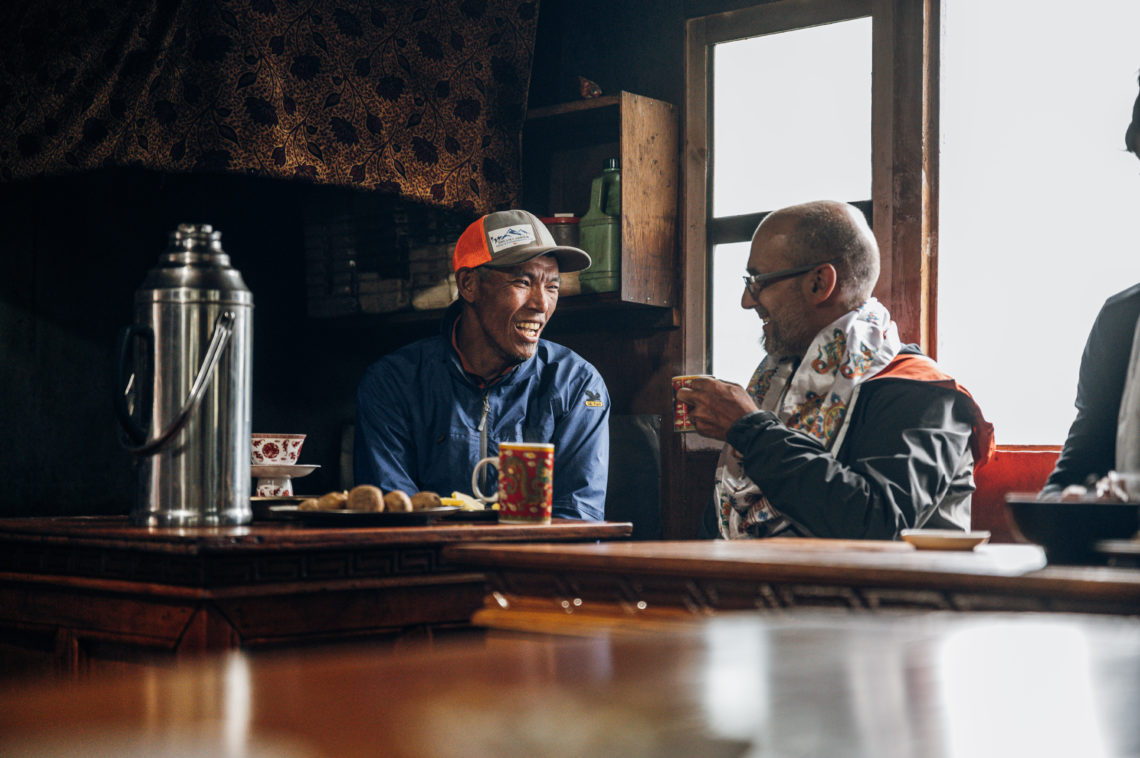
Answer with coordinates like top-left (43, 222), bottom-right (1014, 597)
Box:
top-left (304, 213), bottom-right (362, 318)
top-left (303, 194), bottom-right (471, 318)
top-left (356, 203), bottom-right (410, 315)
top-left (409, 242), bottom-right (456, 311)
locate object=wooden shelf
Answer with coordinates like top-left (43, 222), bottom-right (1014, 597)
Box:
top-left (521, 91), bottom-right (679, 309)
top-left (526, 94), bottom-right (622, 121)
top-left (306, 92), bottom-right (679, 326)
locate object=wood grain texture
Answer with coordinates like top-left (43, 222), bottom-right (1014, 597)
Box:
top-left (871, 0), bottom-right (936, 348)
top-left (620, 91), bottom-right (679, 307)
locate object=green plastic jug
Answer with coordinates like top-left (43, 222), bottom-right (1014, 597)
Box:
top-left (579, 158), bottom-right (621, 294)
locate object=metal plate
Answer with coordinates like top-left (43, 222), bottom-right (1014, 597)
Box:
top-left (266, 505), bottom-right (462, 526)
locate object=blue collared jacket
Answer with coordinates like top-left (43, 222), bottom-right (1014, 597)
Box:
top-left (354, 302), bottom-right (610, 520)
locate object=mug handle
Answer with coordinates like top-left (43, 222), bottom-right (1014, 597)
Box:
top-left (471, 456), bottom-right (499, 503)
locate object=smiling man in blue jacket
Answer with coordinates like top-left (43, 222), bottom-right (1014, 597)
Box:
top-left (354, 210), bottom-right (610, 520)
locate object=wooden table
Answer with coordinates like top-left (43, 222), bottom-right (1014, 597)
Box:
top-left (2, 610), bottom-right (1138, 757)
top-left (0, 516), bottom-right (631, 678)
top-left (442, 538), bottom-right (1140, 632)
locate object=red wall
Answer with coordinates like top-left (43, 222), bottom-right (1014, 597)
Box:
top-left (972, 448), bottom-right (1060, 542)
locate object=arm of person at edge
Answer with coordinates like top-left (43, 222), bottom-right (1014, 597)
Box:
top-left (678, 377), bottom-right (976, 539)
top-left (353, 365), bottom-right (421, 495)
top-left (1040, 299), bottom-right (1132, 498)
top-left (550, 370), bottom-right (611, 521)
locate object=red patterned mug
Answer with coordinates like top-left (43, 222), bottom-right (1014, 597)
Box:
top-left (672, 375), bottom-right (713, 432)
top-left (472, 442), bottom-right (555, 524)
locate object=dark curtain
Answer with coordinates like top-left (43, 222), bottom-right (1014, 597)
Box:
top-left (0, 0), bottom-right (538, 213)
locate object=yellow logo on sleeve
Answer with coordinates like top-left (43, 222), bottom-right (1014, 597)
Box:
top-left (584, 389), bottom-right (604, 407)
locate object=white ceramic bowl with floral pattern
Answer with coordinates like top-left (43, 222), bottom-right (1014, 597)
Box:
top-left (251, 433), bottom-right (306, 465)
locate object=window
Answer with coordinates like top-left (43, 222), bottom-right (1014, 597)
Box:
top-left (708, 17), bottom-right (873, 385)
top-left (685, 0), bottom-right (932, 449)
top-left (937, 0), bottom-right (1140, 443)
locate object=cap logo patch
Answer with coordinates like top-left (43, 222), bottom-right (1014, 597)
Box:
top-left (488, 223), bottom-right (536, 253)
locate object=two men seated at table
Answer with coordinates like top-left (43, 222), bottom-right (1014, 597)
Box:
top-left (679, 200), bottom-right (993, 540)
top-left (354, 210), bottom-right (610, 520)
top-left (1041, 75), bottom-right (1140, 499)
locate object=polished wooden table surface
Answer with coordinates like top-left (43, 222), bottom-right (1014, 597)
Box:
top-left (0, 516), bottom-right (631, 678)
top-left (442, 539), bottom-right (1140, 631)
top-left (2, 610), bottom-right (1138, 757)
top-left (0, 514), bottom-right (632, 553)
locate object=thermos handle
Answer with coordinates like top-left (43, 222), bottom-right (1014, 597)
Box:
top-left (116, 310), bottom-right (237, 457)
top-left (115, 324), bottom-right (154, 446)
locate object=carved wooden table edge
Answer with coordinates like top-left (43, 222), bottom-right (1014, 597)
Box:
top-left (0, 567), bottom-right (490, 600)
top-left (0, 517), bottom-right (631, 678)
top-left (444, 540), bottom-right (1140, 625)
top-left (0, 517), bottom-right (632, 588)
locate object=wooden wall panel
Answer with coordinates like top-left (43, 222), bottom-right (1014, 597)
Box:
top-left (871, 0), bottom-right (938, 349)
top-left (621, 92), bottom-right (680, 307)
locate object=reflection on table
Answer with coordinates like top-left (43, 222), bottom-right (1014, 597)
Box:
top-left (1, 611), bottom-right (1138, 757)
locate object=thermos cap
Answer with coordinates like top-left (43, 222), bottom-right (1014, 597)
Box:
top-left (137, 223), bottom-right (252, 304)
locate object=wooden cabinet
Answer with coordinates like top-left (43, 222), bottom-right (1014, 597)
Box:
top-left (521, 91), bottom-right (679, 309)
top-left (0, 517), bottom-right (632, 680)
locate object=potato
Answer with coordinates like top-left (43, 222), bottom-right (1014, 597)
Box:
top-left (297, 498), bottom-right (320, 511)
top-left (347, 484), bottom-right (384, 512)
top-left (316, 490), bottom-right (348, 511)
top-left (410, 491), bottom-right (442, 511)
top-left (383, 490), bottom-right (413, 513)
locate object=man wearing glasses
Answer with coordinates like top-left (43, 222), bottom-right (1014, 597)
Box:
top-left (678, 200), bottom-right (993, 540)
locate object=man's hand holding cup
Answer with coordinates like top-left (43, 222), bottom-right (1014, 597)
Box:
top-left (674, 376), bottom-right (759, 441)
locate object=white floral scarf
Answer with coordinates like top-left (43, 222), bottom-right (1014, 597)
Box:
top-left (715, 298), bottom-right (902, 539)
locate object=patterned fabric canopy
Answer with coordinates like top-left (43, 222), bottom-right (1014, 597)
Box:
top-left (0, 0), bottom-right (538, 214)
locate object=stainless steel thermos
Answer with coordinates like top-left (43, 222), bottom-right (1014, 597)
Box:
top-left (115, 224), bottom-right (253, 527)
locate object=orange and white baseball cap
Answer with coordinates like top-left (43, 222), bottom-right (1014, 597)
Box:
top-left (452, 209), bottom-right (592, 273)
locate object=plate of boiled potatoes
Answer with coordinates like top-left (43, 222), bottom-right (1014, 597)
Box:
top-left (264, 485), bottom-right (495, 526)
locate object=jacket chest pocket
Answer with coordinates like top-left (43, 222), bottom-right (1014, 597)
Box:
top-left (501, 396), bottom-right (561, 444)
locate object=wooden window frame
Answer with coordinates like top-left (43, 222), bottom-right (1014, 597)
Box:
top-left (681, 0), bottom-right (938, 450)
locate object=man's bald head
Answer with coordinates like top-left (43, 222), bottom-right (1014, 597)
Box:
top-left (755, 200), bottom-right (880, 310)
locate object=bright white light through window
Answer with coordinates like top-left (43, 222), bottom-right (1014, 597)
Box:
top-left (712, 242), bottom-right (759, 385)
top-left (712, 18), bottom-right (872, 218)
top-left (938, 0), bottom-right (1140, 443)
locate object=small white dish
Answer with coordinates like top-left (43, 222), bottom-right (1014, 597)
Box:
top-left (900, 529), bottom-right (991, 551)
top-left (251, 464), bottom-right (320, 497)
top-left (250, 464), bottom-right (319, 479)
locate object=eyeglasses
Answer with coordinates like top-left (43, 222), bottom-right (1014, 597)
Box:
top-left (742, 259), bottom-right (837, 299)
